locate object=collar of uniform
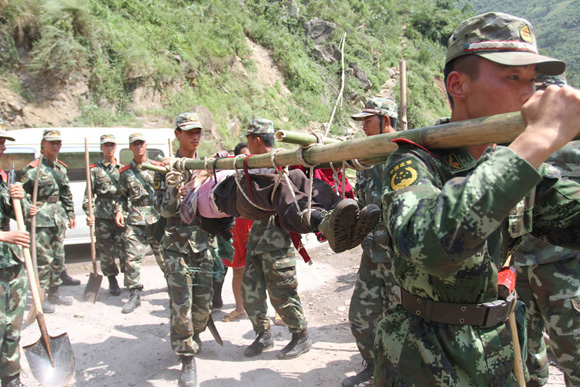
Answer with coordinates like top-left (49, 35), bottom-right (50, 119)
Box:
top-left (437, 147), bottom-right (477, 174)
top-left (175, 150), bottom-right (198, 160)
top-left (42, 157), bottom-right (56, 168)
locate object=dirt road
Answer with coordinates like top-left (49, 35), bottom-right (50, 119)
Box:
top-left (18, 242), bottom-right (565, 386)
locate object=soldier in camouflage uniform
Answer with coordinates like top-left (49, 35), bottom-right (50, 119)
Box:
top-left (241, 119), bottom-right (312, 360)
top-left (343, 98), bottom-right (401, 387)
top-left (513, 142), bottom-right (580, 387)
top-left (84, 134), bottom-right (125, 296)
top-left (0, 119), bottom-right (33, 387)
top-left (21, 129), bottom-right (76, 313)
top-left (154, 113), bottom-right (212, 387)
top-left (376, 12), bottom-right (580, 385)
top-left (115, 133), bottom-right (164, 314)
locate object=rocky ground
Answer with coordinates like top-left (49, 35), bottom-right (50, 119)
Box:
top-left (18, 240), bottom-right (566, 386)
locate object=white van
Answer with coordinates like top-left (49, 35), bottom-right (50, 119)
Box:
top-left (1, 127), bottom-right (175, 244)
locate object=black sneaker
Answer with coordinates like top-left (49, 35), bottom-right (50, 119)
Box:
top-left (108, 276), bottom-right (121, 296)
top-left (317, 199), bottom-right (359, 253)
top-left (244, 330), bottom-right (274, 357)
top-left (178, 356), bottom-right (197, 387)
top-left (342, 362), bottom-right (374, 387)
top-left (60, 270), bottom-right (80, 286)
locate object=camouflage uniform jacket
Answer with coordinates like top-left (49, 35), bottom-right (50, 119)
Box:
top-left (21, 157), bottom-right (74, 227)
top-left (153, 152), bottom-right (210, 253)
top-left (0, 170), bottom-right (27, 268)
top-left (115, 159), bottom-right (161, 226)
top-left (514, 141), bottom-right (580, 266)
top-left (355, 165), bottom-right (390, 263)
top-left (247, 215), bottom-right (293, 256)
top-left (380, 143), bottom-right (580, 384)
top-left (83, 159), bottom-right (123, 219)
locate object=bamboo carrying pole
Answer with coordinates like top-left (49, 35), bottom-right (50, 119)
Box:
top-left (143, 112), bottom-right (527, 173)
top-left (274, 130), bottom-right (341, 146)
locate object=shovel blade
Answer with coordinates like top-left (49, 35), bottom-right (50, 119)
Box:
top-left (83, 272), bottom-right (103, 303)
top-left (24, 332), bottom-right (75, 387)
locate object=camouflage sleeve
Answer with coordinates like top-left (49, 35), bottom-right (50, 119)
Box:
top-left (382, 146), bottom-right (541, 279)
top-left (153, 172), bottom-right (179, 217)
top-left (115, 172), bottom-right (128, 215)
top-left (20, 166), bottom-right (33, 198)
top-left (354, 170), bottom-right (366, 208)
top-left (59, 169), bottom-right (75, 219)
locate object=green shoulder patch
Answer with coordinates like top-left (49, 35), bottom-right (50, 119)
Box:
top-left (389, 158), bottom-right (420, 190)
top-left (153, 175), bottom-right (161, 190)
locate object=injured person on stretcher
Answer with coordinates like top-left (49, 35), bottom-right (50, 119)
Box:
top-left (178, 166), bottom-right (380, 253)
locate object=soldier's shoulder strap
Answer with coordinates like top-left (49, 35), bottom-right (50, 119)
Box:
top-left (58, 159), bottom-right (68, 168)
top-left (28, 159), bottom-right (40, 168)
top-left (392, 138), bottom-right (451, 182)
top-left (119, 165), bottom-right (132, 173)
top-left (89, 163), bottom-right (99, 169)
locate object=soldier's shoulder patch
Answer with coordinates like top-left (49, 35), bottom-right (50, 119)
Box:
top-left (150, 160), bottom-right (163, 166)
top-left (443, 152), bottom-right (463, 170)
top-left (89, 163), bottom-right (98, 169)
top-left (0, 170), bottom-right (6, 182)
top-left (153, 175), bottom-right (161, 190)
top-left (58, 160), bottom-right (68, 168)
top-left (119, 165), bottom-right (132, 173)
top-left (388, 157), bottom-right (420, 190)
top-left (28, 159), bottom-right (40, 168)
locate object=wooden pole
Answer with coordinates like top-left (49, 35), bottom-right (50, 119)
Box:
top-left (140, 112), bottom-right (527, 173)
top-left (275, 130), bottom-right (341, 146)
top-left (400, 59), bottom-right (408, 131)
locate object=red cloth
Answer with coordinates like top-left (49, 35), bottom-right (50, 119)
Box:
top-left (226, 217), bottom-right (253, 268)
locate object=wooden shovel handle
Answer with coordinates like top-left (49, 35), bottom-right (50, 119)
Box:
top-left (84, 138), bottom-right (97, 273)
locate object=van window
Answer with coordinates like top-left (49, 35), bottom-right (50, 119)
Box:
top-left (120, 148), bottom-right (165, 166)
top-left (58, 151), bottom-right (102, 181)
top-left (0, 148), bottom-right (36, 181)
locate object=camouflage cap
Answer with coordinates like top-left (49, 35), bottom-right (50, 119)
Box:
top-left (351, 98), bottom-right (398, 121)
top-left (42, 129), bottom-right (62, 141)
top-left (176, 112), bottom-right (203, 131)
top-left (446, 12), bottom-right (565, 76)
top-left (100, 134), bottom-right (116, 145)
top-left (243, 119), bottom-right (275, 136)
top-left (129, 132), bottom-right (146, 144)
top-left (0, 118), bottom-right (15, 141)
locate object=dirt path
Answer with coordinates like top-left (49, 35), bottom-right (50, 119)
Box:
top-left (18, 242), bottom-right (566, 386)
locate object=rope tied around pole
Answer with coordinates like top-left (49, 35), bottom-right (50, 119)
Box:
top-left (269, 149), bottom-right (306, 225)
top-left (165, 157), bottom-right (188, 189)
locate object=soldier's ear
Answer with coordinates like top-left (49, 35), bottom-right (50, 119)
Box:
top-left (447, 71), bottom-right (467, 101)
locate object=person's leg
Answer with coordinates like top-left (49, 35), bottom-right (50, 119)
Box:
top-left (515, 265), bottom-right (549, 387)
top-left (188, 249), bottom-right (213, 336)
top-left (530, 259), bottom-right (580, 386)
top-left (147, 224), bottom-right (166, 275)
top-left (97, 218), bottom-right (120, 277)
top-left (242, 252), bottom-right (269, 333)
top-left (35, 227), bottom-right (54, 292)
top-left (0, 264), bottom-right (27, 382)
top-left (232, 267), bottom-right (246, 314)
top-left (123, 224), bottom-right (147, 290)
top-left (50, 225), bottom-right (66, 288)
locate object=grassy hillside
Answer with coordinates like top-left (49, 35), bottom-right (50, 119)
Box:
top-left (0, 0), bottom-right (472, 151)
top-left (470, 0), bottom-right (580, 87)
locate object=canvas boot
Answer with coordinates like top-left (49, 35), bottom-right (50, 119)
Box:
top-left (244, 328), bottom-right (274, 357)
top-left (41, 297), bottom-right (56, 314)
top-left (47, 287), bottom-right (73, 306)
top-left (122, 288), bottom-right (141, 314)
top-left (316, 199), bottom-right (359, 253)
top-left (342, 362), bottom-right (374, 387)
top-left (193, 332), bottom-right (202, 354)
top-left (1, 373), bottom-right (26, 387)
top-left (60, 270), bottom-right (80, 286)
top-left (178, 355), bottom-right (197, 387)
top-left (277, 329), bottom-right (312, 359)
top-left (108, 276), bottom-right (121, 296)
top-left (350, 204), bottom-right (382, 250)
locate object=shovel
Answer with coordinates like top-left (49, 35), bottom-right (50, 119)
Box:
top-left (13, 198), bottom-right (76, 387)
top-left (83, 138), bottom-right (103, 303)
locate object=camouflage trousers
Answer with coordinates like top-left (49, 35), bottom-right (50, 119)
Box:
top-left (163, 248), bottom-right (213, 356)
top-left (515, 258), bottom-right (580, 387)
top-left (241, 248), bottom-right (307, 334)
top-left (95, 218), bottom-right (125, 277)
top-left (0, 264), bottom-right (27, 379)
top-left (348, 255), bottom-right (400, 363)
top-left (36, 226), bottom-right (65, 290)
top-left (124, 224), bottom-right (164, 289)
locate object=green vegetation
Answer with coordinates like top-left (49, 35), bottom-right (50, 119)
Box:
top-left (470, 0), bottom-right (580, 87)
top-left (0, 0), bottom-right (473, 151)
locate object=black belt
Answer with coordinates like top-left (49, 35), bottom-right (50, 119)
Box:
top-left (166, 217), bottom-right (184, 226)
top-left (97, 195), bottom-right (116, 200)
top-left (38, 196), bottom-right (59, 203)
top-left (132, 198), bottom-right (152, 206)
top-left (400, 288), bottom-right (516, 328)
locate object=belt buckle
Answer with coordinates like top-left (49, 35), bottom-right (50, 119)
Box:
top-left (481, 294), bottom-right (515, 328)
